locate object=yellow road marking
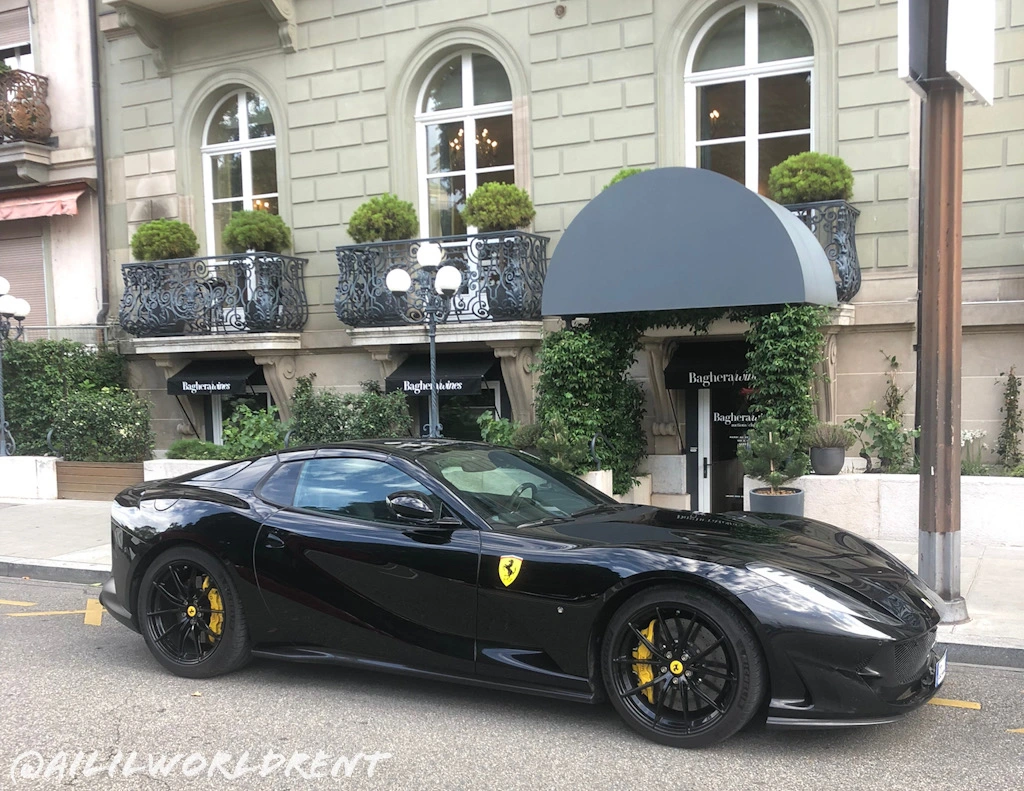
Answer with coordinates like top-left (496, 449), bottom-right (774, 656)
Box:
top-left (928, 698), bottom-right (982, 710)
top-left (0, 599), bottom-right (37, 607)
top-left (6, 609), bottom-right (87, 617)
top-left (84, 599), bottom-right (104, 626)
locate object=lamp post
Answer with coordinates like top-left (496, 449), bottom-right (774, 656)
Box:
top-left (0, 276), bottom-right (31, 456)
top-left (385, 242), bottom-right (463, 438)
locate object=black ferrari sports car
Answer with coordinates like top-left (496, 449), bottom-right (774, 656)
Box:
top-left (101, 440), bottom-right (947, 747)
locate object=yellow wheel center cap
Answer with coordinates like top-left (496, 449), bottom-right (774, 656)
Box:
top-left (186, 605), bottom-right (197, 617)
top-left (670, 660), bottom-right (684, 675)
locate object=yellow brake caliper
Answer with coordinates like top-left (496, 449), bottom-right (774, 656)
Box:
top-left (201, 577), bottom-right (224, 643)
top-left (631, 620), bottom-right (657, 703)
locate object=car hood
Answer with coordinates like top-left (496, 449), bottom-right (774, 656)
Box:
top-left (519, 505), bottom-right (930, 613)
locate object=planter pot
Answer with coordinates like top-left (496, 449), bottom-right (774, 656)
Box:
top-left (810, 447), bottom-right (846, 475)
top-left (748, 487), bottom-right (804, 517)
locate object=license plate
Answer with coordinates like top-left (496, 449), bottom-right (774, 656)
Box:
top-left (934, 650), bottom-right (947, 687)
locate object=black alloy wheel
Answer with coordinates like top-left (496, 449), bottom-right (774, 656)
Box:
top-left (602, 586), bottom-right (766, 747)
top-left (138, 546), bottom-right (250, 679)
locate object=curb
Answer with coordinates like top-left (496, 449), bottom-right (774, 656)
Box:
top-left (939, 641), bottom-right (1024, 671)
top-left (0, 557), bottom-right (109, 585)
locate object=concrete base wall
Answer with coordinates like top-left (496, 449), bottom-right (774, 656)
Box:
top-left (0, 457), bottom-right (59, 499)
top-left (744, 474), bottom-right (1024, 546)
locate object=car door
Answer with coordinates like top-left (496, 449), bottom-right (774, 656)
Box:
top-left (253, 449), bottom-right (481, 675)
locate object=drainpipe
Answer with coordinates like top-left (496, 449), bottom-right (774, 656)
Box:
top-left (88, 0), bottom-right (110, 328)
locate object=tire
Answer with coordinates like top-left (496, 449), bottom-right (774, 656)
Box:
top-left (138, 545), bottom-right (251, 679)
top-left (601, 585), bottom-right (766, 748)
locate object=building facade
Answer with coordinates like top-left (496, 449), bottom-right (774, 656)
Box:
top-left (96, 0), bottom-right (1023, 510)
top-left (0, 0), bottom-right (104, 342)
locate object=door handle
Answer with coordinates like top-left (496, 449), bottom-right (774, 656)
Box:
top-left (263, 532), bottom-right (286, 549)
top-left (703, 457), bottom-right (709, 479)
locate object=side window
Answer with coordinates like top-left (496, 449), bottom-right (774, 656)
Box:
top-left (292, 457), bottom-right (436, 523)
top-left (257, 460), bottom-right (304, 507)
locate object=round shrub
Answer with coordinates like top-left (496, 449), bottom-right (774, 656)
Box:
top-left (130, 219), bottom-right (200, 261)
top-left (460, 182), bottom-right (535, 233)
top-left (347, 194), bottom-right (419, 243)
top-left (166, 438), bottom-right (230, 460)
top-left (222, 210), bottom-right (292, 253)
top-left (603, 167), bottom-right (647, 191)
top-left (767, 152), bottom-right (854, 205)
top-left (52, 387), bottom-right (153, 462)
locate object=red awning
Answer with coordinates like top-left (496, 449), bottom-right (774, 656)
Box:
top-left (0, 186), bottom-right (86, 220)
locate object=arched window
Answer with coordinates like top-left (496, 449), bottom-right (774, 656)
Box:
top-left (685, 2), bottom-right (813, 195)
top-left (201, 90), bottom-right (278, 255)
top-left (415, 52), bottom-right (514, 237)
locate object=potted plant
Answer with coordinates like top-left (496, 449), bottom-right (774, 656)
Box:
top-left (130, 219), bottom-right (200, 261)
top-left (222, 209), bottom-right (291, 253)
top-left (767, 152), bottom-right (860, 302)
top-left (738, 417), bottom-right (806, 516)
top-left (346, 193), bottom-right (418, 243)
top-left (128, 220), bottom-right (202, 334)
top-left (803, 422), bottom-right (855, 475)
top-left (602, 167), bottom-right (647, 191)
top-left (222, 210), bottom-right (293, 331)
top-left (459, 182), bottom-right (536, 320)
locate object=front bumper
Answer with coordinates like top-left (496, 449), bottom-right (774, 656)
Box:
top-left (99, 576), bottom-right (138, 633)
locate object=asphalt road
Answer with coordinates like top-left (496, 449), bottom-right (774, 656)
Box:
top-left (1, 576), bottom-right (1022, 791)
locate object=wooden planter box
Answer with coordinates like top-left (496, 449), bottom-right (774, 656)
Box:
top-left (55, 461), bottom-right (144, 501)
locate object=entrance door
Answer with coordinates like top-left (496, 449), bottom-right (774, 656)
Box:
top-left (685, 387), bottom-right (754, 513)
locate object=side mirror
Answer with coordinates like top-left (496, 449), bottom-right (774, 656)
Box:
top-left (386, 490), bottom-right (437, 522)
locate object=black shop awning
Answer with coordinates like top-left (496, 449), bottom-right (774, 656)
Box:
top-left (542, 167), bottom-right (838, 317)
top-left (167, 359), bottom-right (260, 396)
top-left (386, 354), bottom-right (499, 396)
top-left (664, 341), bottom-right (752, 390)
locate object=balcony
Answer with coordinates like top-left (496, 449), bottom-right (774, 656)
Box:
top-left (0, 70), bottom-right (53, 184)
top-left (335, 231), bottom-right (549, 328)
top-left (118, 252), bottom-right (309, 338)
top-left (786, 199), bottom-right (862, 303)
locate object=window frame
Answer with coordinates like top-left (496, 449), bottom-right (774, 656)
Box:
top-left (200, 89), bottom-right (278, 256)
top-left (414, 51), bottom-right (515, 237)
top-left (684, 1), bottom-right (815, 193)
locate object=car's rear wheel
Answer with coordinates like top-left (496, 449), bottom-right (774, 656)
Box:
top-left (138, 546), bottom-right (250, 679)
top-left (601, 585), bottom-right (765, 747)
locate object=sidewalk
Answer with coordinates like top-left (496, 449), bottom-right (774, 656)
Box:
top-left (1, 498), bottom-right (1022, 664)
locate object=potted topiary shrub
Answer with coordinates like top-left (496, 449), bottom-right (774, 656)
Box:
top-left (346, 194), bottom-right (418, 243)
top-left (130, 219), bottom-right (200, 261)
top-left (803, 422), bottom-right (855, 475)
top-left (602, 167), bottom-right (647, 191)
top-left (767, 151), bottom-right (860, 302)
top-left (738, 417), bottom-right (806, 516)
top-left (459, 182), bottom-right (536, 320)
top-left (222, 210), bottom-right (293, 331)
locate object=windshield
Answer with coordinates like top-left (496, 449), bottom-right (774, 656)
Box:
top-left (416, 447), bottom-right (616, 527)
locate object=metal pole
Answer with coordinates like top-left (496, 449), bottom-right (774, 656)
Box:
top-left (917, 0), bottom-right (968, 622)
top-left (427, 305), bottom-right (440, 438)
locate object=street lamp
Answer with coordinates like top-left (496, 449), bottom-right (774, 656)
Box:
top-left (0, 275), bottom-right (31, 456)
top-left (386, 242), bottom-right (463, 438)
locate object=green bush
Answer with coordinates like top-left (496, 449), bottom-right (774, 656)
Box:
top-left (477, 412), bottom-right (518, 447)
top-left (222, 404), bottom-right (284, 459)
top-left (222, 210), bottom-right (291, 253)
top-left (535, 326), bottom-right (646, 494)
top-left (767, 152), bottom-right (854, 205)
top-left (997, 367), bottom-right (1022, 468)
top-left (130, 219), bottom-right (200, 261)
top-left (845, 407), bottom-right (919, 473)
top-left (51, 387), bottom-right (153, 462)
top-left (460, 182), bottom-right (535, 232)
top-left (166, 439), bottom-right (230, 460)
top-left (2, 339), bottom-right (128, 455)
top-left (738, 417), bottom-right (804, 494)
top-left (288, 376), bottom-right (413, 445)
top-left (1009, 464), bottom-right (1024, 478)
top-left (802, 422), bottom-right (856, 449)
top-left (347, 194), bottom-right (419, 243)
top-left (603, 168), bottom-right (647, 190)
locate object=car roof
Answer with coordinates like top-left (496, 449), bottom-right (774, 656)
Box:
top-left (279, 438), bottom-right (496, 461)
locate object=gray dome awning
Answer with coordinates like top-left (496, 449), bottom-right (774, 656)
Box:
top-left (541, 167), bottom-right (838, 317)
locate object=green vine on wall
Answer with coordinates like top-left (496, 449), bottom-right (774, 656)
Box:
top-left (998, 366), bottom-right (1023, 468)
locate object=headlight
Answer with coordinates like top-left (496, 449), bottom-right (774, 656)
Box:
top-left (747, 563), bottom-right (899, 640)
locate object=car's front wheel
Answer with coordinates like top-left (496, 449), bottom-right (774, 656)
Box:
top-left (601, 585), bottom-right (766, 747)
top-left (138, 546), bottom-right (250, 679)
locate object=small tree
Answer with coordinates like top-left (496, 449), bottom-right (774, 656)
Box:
top-left (767, 151), bottom-right (854, 205)
top-left (347, 194), bottom-right (419, 243)
top-left (222, 210), bottom-right (291, 253)
top-left (460, 182), bottom-right (535, 232)
top-left (997, 366), bottom-right (1022, 468)
top-left (130, 219), bottom-right (200, 261)
top-left (738, 418), bottom-right (804, 494)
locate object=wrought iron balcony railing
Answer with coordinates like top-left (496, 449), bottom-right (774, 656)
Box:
top-left (118, 253), bottom-right (309, 337)
top-left (0, 69), bottom-right (51, 144)
top-left (335, 231), bottom-right (549, 327)
top-left (787, 199), bottom-right (861, 303)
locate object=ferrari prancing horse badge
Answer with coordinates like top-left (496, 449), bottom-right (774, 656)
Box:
top-left (498, 556), bottom-right (523, 587)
